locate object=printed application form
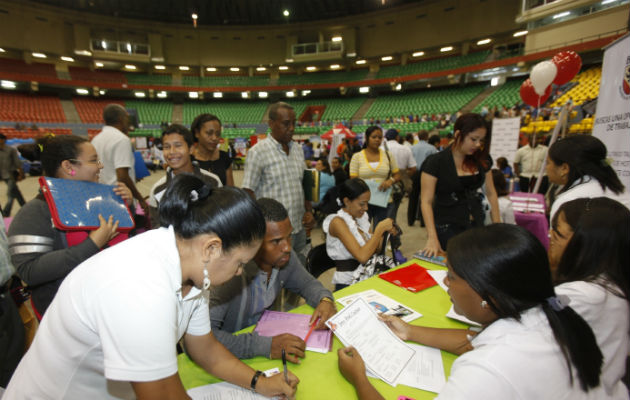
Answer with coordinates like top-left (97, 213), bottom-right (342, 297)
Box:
top-left (326, 298), bottom-right (414, 385)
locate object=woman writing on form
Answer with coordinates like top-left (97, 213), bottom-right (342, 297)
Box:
top-left (5, 174), bottom-right (298, 399)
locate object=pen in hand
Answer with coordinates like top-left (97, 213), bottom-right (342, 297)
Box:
top-left (282, 348), bottom-right (289, 384)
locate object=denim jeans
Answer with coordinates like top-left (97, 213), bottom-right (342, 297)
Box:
top-left (2, 179), bottom-right (25, 217)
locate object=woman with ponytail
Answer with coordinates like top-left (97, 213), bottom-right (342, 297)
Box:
top-left (546, 134), bottom-right (629, 221)
top-left (338, 224), bottom-right (607, 399)
top-left (6, 174), bottom-right (298, 399)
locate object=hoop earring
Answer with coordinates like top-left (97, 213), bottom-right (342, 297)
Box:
top-left (69, 170), bottom-right (76, 176)
top-left (202, 262), bottom-right (211, 291)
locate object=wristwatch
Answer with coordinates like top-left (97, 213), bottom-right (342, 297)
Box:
top-left (250, 370), bottom-right (263, 392)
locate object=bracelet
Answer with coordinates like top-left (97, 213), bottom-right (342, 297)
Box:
top-left (320, 297), bottom-right (335, 304)
top-left (250, 370), bottom-right (263, 392)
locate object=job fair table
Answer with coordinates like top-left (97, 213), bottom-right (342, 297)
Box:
top-left (178, 260), bottom-right (467, 399)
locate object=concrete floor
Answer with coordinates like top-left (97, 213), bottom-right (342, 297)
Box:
top-left (1, 169), bottom-right (429, 292)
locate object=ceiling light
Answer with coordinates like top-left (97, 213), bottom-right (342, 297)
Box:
top-left (258, 91), bottom-right (268, 98)
top-left (279, 66), bottom-right (289, 70)
top-left (241, 91), bottom-right (250, 99)
top-left (394, 83), bottom-right (402, 91)
top-left (157, 91), bottom-right (167, 98)
top-left (301, 90), bottom-right (311, 96)
top-left (0, 48), bottom-right (5, 53)
top-left (191, 13), bottom-right (198, 20)
top-left (346, 52), bottom-right (357, 57)
top-left (256, 66), bottom-right (267, 71)
top-left (552, 11), bottom-right (570, 19)
top-left (513, 30), bottom-right (528, 37)
top-left (75, 88), bottom-right (89, 95)
top-left (1, 80), bottom-right (17, 89)
top-left (477, 39), bottom-right (491, 45)
top-left (283, 9), bottom-right (290, 17)
top-left (330, 64), bottom-right (340, 69)
top-left (60, 56), bottom-right (74, 62)
top-left (356, 59), bottom-right (367, 65)
top-left (286, 58), bottom-right (294, 63)
top-left (126, 43), bottom-right (132, 53)
top-left (124, 64), bottom-right (136, 70)
top-left (601, 0), bottom-right (618, 4)
top-left (101, 40), bottom-right (107, 49)
top-left (74, 49), bottom-right (92, 56)
top-left (440, 46), bottom-right (453, 52)
top-left (206, 67), bottom-right (217, 72)
top-left (381, 56), bottom-right (393, 61)
top-left (151, 56), bottom-right (165, 62)
top-left (154, 65), bottom-right (166, 70)
top-left (213, 92), bottom-right (223, 98)
top-left (99, 90), bottom-right (106, 95)
top-left (359, 87), bottom-right (370, 93)
top-left (306, 66), bottom-right (317, 71)
top-left (134, 91), bottom-right (146, 98)
top-left (95, 62), bottom-right (104, 67)
top-left (189, 91), bottom-right (199, 99)
top-left (491, 77), bottom-right (500, 87)
top-left (230, 67), bottom-right (240, 72)
top-left (179, 66), bottom-right (190, 71)
top-left (331, 36), bottom-right (342, 42)
top-left (412, 51), bottom-right (425, 57)
top-left (32, 52), bottom-right (46, 59)
top-left (286, 91), bottom-right (295, 98)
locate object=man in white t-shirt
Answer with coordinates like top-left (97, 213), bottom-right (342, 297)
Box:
top-left (383, 129), bottom-right (416, 219)
top-left (513, 133), bottom-right (548, 194)
top-left (92, 104), bottom-right (149, 215)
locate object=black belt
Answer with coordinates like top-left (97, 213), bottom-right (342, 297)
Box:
top-left (335, 259), bottom-right (360, 272)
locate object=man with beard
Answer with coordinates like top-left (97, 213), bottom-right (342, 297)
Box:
top-left (208, 198), bottom-right (336, 363)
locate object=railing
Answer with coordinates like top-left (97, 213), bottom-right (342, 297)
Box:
top-left (90, 39), bottom-right (150, 56)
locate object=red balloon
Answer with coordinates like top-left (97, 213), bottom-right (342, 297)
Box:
top-left (552, 51), bottom-right (582, 85)
top-left (520, 79), bottom-right (552, 107)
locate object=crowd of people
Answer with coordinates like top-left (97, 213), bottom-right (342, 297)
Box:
top-left (0, 100), bottom-right (628, 399)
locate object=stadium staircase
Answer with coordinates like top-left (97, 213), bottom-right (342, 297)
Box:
top-left (461, 85), bottom-right (498, 113)
top-left (352, 98), bottom-right (375, 121)
top-left (172, 104), bottom-right (183, 124)
top-left (61, 99), bottom-right (81, 123)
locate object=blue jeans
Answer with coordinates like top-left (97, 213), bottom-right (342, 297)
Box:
top-left (3, 179), bottom-right (25, 217)
top-left (368, 202), bottom-right (396, 229)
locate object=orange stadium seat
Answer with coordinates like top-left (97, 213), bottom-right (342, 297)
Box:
top-left (0, 92), bottom-right (66, 123)
top-left (73, 98), bottom-right (126, 124)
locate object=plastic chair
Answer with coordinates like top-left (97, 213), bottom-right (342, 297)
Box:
top-left (305, 243), bottom-right (335, 278)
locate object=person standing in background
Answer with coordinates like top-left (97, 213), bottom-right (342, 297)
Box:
top-left (190, 113), bottom-right (234, 186)
top-left (0, 134), bottom-right (25, 217)
top-left (513, 132), bottom-right (548, 194)
top-left (92, 104), bottom-right (149, 216)
top-left (408, 131), bottom-right (439, 226)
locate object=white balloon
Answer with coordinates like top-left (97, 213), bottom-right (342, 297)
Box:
top-left (530, 61), bottom-right (557, 95)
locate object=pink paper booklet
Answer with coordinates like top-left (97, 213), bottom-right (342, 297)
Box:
top-left (253, 310), bottom-right (332, 353)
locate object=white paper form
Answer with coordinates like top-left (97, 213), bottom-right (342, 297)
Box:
top-left (397, 343), bottom-right (446, 393)
top-left (336, 289), bottom-right (422, 323)
top-left (364, 179), bottom-right (392, 208)
top-left (426, 270), bottom-right (481, 327)
top-left (326, 298), bottom-right (415, 385)
top-left (187, 381), bottom-right (276, 400)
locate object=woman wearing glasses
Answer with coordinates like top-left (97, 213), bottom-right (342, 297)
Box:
top-left (8, 135), bottom-right (132, 318)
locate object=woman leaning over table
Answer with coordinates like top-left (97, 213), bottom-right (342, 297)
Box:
top-left (8, 135), bottom-right (132, 319)
top-left (338, 224), bottom-right (607, 399)
top-left (323, 178), bottom-right (398, 290)
top-left (5, 174), bottom-right (298, 399)
top-left (420, 113), bottom-right (501, 257)
top-left (190, 113), bottom-right (234, 186)
top-left (349, 126), bottom-right (401, 228)
top-left (549, 197), bottom-right (630, 398)
top-left (545, 134), bottom-right (628, 221)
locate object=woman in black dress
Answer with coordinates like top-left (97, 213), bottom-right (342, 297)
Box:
top-left (190, 113), bottom-right (234, 186)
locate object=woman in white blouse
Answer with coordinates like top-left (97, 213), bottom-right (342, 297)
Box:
top-left (323, 178), bottom-right (397, 290)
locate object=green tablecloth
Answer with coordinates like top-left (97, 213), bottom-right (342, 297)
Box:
top-left (178, 259), bottom-right (469, 399)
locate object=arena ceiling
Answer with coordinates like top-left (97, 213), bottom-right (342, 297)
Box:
top-left (29, 0), bottom-right (426, 25)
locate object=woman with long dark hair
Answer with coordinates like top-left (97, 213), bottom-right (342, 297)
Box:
top-left (420, 113), bottom-right (501, 257)
top-left (6, 175), bottom-right (298, 399)
top-left (338, 224), bottom-right (605, 399)
top-left (190, 113), bottom-right (234, 186)
top-left (546, 134), bottom-right (628, 221)
top-left (550, 197), bottom-right (629, 397)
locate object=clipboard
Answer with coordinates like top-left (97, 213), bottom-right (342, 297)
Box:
top-left (39, 176), bottom-right (135, 232)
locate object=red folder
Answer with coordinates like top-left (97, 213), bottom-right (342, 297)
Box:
top-left (379, 263), bottom-right (437, 293)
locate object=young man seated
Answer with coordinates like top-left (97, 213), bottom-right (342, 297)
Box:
top-left (148, 124), bottom-right (221, 227)
top-left (209, 198), bottom-right (336, 363)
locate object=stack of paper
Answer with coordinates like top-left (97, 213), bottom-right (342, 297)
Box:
top-left (254, 311), bottom-right (332, 353)
top-left (411, 252), bottom-right (447, 267)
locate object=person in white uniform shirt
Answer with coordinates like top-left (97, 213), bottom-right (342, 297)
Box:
top-left (513, 132), bottom-right (548, 193)
top-left (549, 197), bottom-right (630, 399)
top-left (337, 224), bottom-right (607, 400)
top-left (546, 134), bottom-right (629, 221)
top-left (4, 174), bottom-right (298, 399)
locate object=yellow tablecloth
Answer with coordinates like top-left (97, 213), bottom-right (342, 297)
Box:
top-left (178, 259), bottom-right (469, 399)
